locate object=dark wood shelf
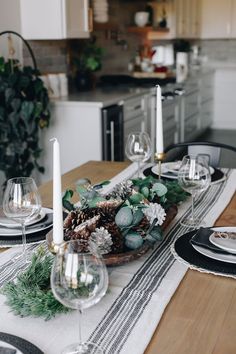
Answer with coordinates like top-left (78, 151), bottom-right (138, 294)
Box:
top-left (93, 22), bottom-right (118, 31)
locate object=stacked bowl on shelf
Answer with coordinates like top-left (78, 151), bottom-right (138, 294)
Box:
top-left (93, 0), bottom-right (109, 23)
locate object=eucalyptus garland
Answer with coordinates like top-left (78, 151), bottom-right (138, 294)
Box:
top-left (1, 248), bottom-right (68, 320)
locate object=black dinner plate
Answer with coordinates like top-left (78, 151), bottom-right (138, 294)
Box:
top-left (0, 332), bottom-right (43, 354)
top-left (143, 165), bottom-right (224, 183)
top-left (173, 230), bottom-right (236, 276)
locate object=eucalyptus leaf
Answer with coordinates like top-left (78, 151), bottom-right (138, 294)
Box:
top-left (129, 192), bottom-right (144, 205)
top-left (152, 183), bottom-right (168, 197)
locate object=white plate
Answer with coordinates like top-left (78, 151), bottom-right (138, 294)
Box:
top-left (209, 226), bottom-right (236, 254)
top-left (0, 208), bottom-right (53, 237)
top-left (192, 243), bottom-right (236, 264)
top-left (0, 208), bottom-right (46, 228)
top-left (151, 161), bottom-right (214, 179)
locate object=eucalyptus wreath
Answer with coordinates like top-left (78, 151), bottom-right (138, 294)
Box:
top-left (0, 56), bottom-right (50, 183)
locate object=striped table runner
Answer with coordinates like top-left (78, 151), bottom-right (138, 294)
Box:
top-left (0, 164), bottom-right (235, 354)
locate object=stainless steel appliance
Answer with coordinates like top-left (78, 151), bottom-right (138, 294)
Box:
top-left (102, 104), bottom-right (124, 161)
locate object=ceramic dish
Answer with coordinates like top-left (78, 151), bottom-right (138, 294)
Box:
top-left (151, 162), bottom-right (214, 179)
top-left (0, 208), bottom-right (53, 237)
top-left (209, 226), bottom-right (236, 254)
top-left (191, 243), bottom-right (236, 264)
top-left (0, 209), bottom-right (46, 228)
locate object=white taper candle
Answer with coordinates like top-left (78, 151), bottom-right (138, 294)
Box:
top-left (155, 85), bottom-right (164, 154)
top-left (50, 138), bottom-right (64, 245)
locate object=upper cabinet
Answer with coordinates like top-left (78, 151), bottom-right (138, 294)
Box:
top-left (175, 0), bottom-right (201, 38)
top-left (200, 0), bottom-right (236, 39)
top-left (1, 0), bottom-right (91, 40)
top-left (128, 0), bottom-right (201, 40)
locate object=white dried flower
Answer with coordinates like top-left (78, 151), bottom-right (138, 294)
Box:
top-left (143, 202), bottom-right (166, 226)
top-left (89, 227), bottom-right (113, 254)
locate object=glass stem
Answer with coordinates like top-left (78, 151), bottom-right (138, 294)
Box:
top-left (78, 309), bottom-right (83, 344)
top-left (21, 221), bottom-right (27, 261)
top-left (191, 194), bottom-right (195, 221)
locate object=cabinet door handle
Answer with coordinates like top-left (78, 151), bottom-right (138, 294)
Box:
top-left (88, 7), bottom-right (93, 32)
top-left (110, 121), bottom-right (115, 161)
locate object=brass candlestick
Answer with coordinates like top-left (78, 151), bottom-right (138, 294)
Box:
top-left (154, 152), bottom-right (166, 180)
top-left (46, 230), bottom-right (66, 255)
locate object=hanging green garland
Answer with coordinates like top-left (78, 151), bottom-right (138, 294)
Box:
top-left (0, 56), bottom-right (50, 182)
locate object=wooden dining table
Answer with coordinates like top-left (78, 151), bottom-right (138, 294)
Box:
top-left (2, 160), bottom-right (236, 354)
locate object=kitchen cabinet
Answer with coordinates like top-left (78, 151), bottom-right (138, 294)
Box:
top-left (200, 0), bottom-right (232, 38)
top-left (1, 0), bottom-right (91, 40)
top-left (175, 0), bottom-right (200, 38)
top-left (199, 71), bottom-right (214, 131)
top-left (148, 92), bottom-right (179, 159)
top-left (213, 68), bottom-right (236, 129)
top-left (123, 94), bottom-right (148, 148)
top-left (39, 102), bottom-right (102, 184)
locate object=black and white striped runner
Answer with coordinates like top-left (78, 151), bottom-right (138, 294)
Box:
top-left (87, 169), bottom-right (233, 353)
top-left (0, 165), bottom-right (235, 354)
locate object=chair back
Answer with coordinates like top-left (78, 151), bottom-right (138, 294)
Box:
top-left (165, 141), bottom-right (236, 168)
top-left (188, 145), bottom-right (221, 167)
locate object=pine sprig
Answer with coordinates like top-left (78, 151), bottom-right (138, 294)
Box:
top-left (1, 248), bottom-right (69, 320)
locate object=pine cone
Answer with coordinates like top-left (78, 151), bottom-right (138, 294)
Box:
top-left (96, 200), bottom-right (122, 214)
top-left (105, 221), bottom-right (124, 253)
top-left (133, 215), bottom-right (150, 238)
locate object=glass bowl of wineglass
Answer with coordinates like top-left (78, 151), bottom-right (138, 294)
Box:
top-left (125, 132), bottom-right (152, 178)
top-left (178, 154), bottom-right (211, 228)
top-left (3, 177), bottom-right (42, 263)
top-left (51, 240), bottom-right (109, 354)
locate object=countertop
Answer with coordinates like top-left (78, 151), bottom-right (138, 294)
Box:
top-left (51, 67), bottom-right (214, 108)
top-left (51, 86), bottom-right (151, 108)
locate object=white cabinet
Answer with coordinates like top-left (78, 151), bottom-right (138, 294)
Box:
top-left (200, 0), bottom-right (232, 38)
top-left (39, 102), bottom-right (102, 184)
top-left (213, 69), bottom-right (236, 129)
top-left (1, 0), bottom-right (91, 40)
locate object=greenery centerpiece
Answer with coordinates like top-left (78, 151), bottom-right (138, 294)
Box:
top-left (62, 176), bottom-right (188, 256)
top-left (0, 56), bottom-right (50, 183)
top-left (1, 176), bottom-right (188, 320)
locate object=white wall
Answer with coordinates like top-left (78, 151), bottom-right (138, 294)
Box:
top-left (0, 0), bottom-right (22, 62)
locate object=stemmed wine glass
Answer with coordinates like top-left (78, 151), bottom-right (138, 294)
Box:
top-left (178, 154), bottom-right (211, 228)
top-left (3, 177), bottom-right (42, 263)
top-left (125, 132), bottom-right (152, 178)
top-left (51, 240), bottom-right (109, 354)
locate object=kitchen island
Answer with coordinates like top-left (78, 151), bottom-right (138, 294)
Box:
top-left (39, 68), bottom-right (214, 184)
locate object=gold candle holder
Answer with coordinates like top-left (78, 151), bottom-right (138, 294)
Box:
top-left (46, 230), bottom-right (66, 255)
top-left (154, 152), bottom-right (166, 180)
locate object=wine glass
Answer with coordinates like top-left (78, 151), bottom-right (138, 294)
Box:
top-left (178, 154), bottom-right (211, 228)
top-left (3, 177), bottom-right (42, 263)
top-left (125, 132), bottom-right (152, 178)
top-left (51, 240), bottom-right (109, 354)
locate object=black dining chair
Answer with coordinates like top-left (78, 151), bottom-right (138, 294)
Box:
top-left (164, 141), bottom-right (236, 168)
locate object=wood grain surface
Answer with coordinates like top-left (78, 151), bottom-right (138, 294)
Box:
top-left (2, 161), bottom-right (236, 353)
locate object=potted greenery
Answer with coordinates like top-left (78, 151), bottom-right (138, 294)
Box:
top-left (0, 56), bottom-right (50, 184)
top-left (72, 37), bottom-right (104, 91)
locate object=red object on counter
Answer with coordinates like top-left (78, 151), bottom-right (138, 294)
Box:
top-left (154, 66), bottom-right (168, 73)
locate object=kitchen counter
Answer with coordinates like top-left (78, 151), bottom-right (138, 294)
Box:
top-left (51, 87), bottom-right (151, 108)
